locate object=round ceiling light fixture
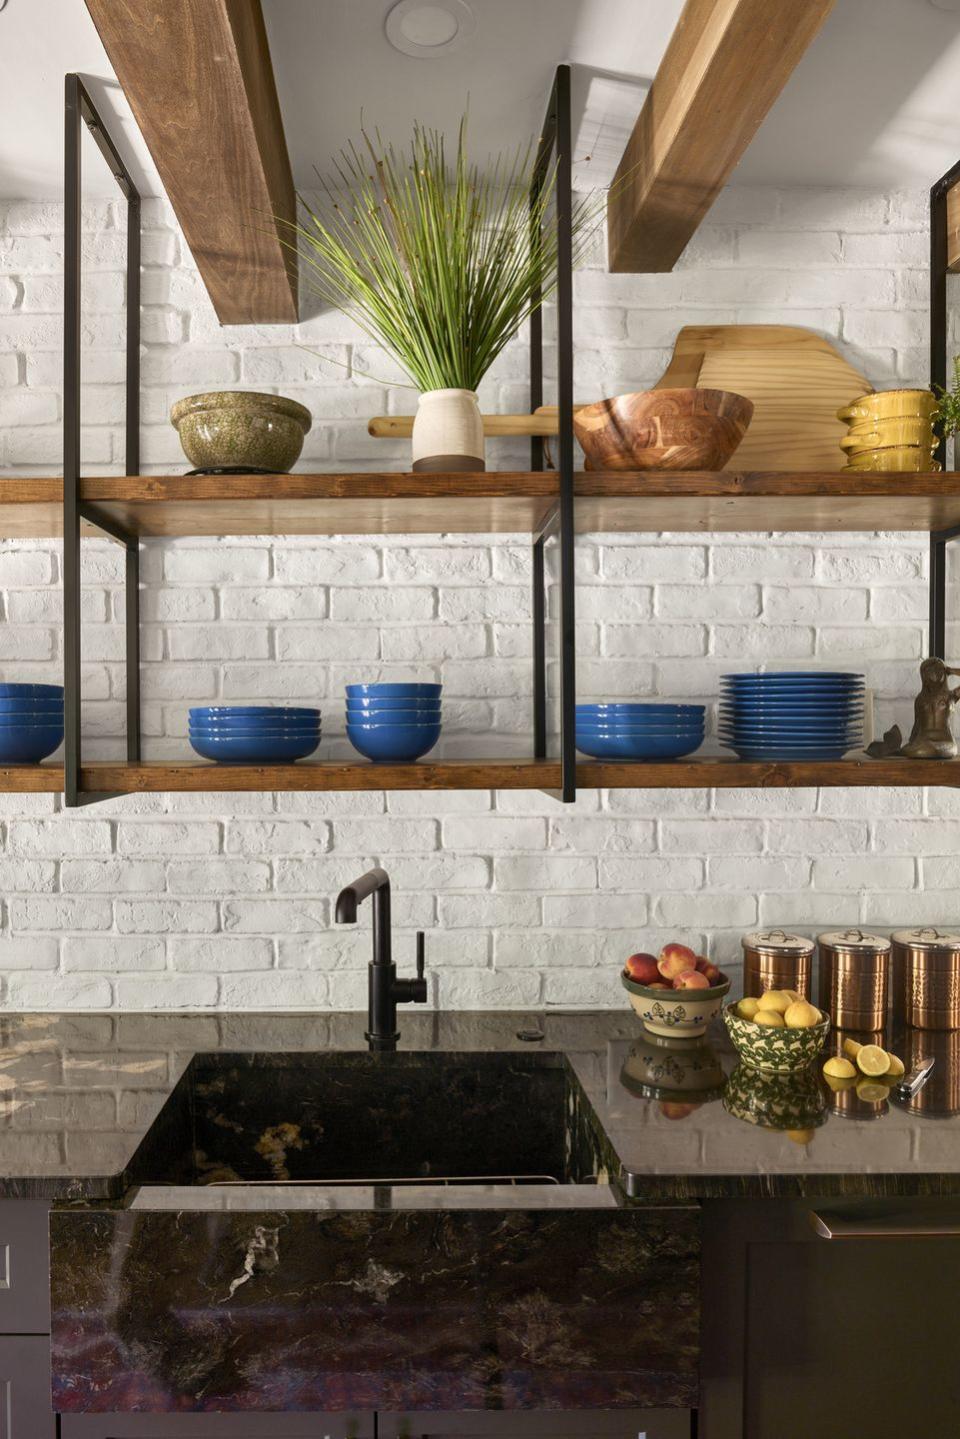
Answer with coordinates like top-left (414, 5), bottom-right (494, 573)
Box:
top-left (385, 0), bottom-right (476, 57)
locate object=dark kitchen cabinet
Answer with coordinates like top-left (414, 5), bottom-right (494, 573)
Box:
top-left (60, 1418), bottom-right (370, 1438)
top-left (378, 1414), bottom-right (692, 1438)
top-left (700, 1199), bottom-right (960, 1439)
top-left (0, 1335), bottom-right (57, 1438)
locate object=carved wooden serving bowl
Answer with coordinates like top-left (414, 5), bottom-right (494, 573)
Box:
top-left (573, 387), bottom-right (754, 471)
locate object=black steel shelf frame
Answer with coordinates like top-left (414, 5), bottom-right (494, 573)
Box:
top-left (530, 64), bottom-right (576, 802)
top-left (929, 161), bottom-right (960, 658)
top-left (63, 73), bottom-right (141, 807)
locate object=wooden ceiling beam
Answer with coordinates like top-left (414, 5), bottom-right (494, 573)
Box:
top-left (946, 183), bottom-right (960, 273)
top-left (607, 0), bottom-right (835, 274)
top-left (85, 0), bottom-right (298, 323)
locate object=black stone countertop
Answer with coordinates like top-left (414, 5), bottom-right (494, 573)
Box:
top-left (1, 1009), bottom-right (958, 1201)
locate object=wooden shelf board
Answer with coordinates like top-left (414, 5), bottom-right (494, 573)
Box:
top-left (79, 758), bottom-right (563, 792)
top-left (3, 472), bottom-right (959, 539)
top-left (59, 756), bottom-right (960, 794)
top-left (0, 764), bottom-right (64, 793)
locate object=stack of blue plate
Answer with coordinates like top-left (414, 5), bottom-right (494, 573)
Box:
top-left (719, 672), bottom-right (865, 761)
top-left (0, 683), bottom-right (64, 763)
top-left (575, 702), bottom-right (705, 760)
top-left (346, 683), bottom-right (441, 762)
top-left (188, 706), bottom-right (321, 763)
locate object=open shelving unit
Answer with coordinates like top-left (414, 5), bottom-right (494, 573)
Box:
top-left (3, 67), bottom-right (959, 805)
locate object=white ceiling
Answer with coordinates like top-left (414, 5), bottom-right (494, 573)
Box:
top-left (1, 0), bottom-right (960, 205)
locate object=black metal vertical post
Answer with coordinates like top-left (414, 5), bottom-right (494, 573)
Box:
top-left (532, 535), bottom-right (546, 757)
top-left (62, 75), bottom-right (83, 807)
top-left (553, 64), bottom-right (577, 802)
top-left (928, 162), bottom-right (960, 657)
top-left (931, 533), bottom-right (947, 659)
top-left (62, 75), bottom-right (142, 803)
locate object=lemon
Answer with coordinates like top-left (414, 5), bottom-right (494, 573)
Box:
top-left (755, 1008), bottom-right (785, 1027)
top-left (784, 1000), bottom-right (821, 1029)
top-left (824, 1074), bottom-right (857, 1093)
top-left (823, 1055), bottom-right (856, 1080)
top-left (856, 1078), bottom-right (890, 1103)
top-left (756, 989), bottom-right (791, 1014)
top-left (856, 1044), bottom-right (891, 1077)
top-left (842, 1037), bottom-right (863, 1059)
top-left (737, 997), bottom-right (760, 1020)
top-left (785, 1128), bottom-right (815, 1145)
top-left (882, 1053), bottom-right (905, 1081)
top-left (783, 990), bottom-right (804, 1005)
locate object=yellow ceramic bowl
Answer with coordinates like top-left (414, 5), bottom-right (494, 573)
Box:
top-left (842, 445), bottom-right (940, 473)
top-left (837, 388), bottom-right (939, 425)
top-left (840, 419), bottom-right (937, 452)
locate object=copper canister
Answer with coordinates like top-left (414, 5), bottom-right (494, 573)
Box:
top-left (741, 929), bottom-right (814, 1000)
top-left (893, 927), bottom-right (960, 1030)
top-left (817, 929), bottom-right (891, 1031)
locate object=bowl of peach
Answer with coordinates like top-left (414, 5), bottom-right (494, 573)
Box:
top-left (723, 992), bottom-right (830, 1073)
top-left (621, 944), bottom-right (731, 1038)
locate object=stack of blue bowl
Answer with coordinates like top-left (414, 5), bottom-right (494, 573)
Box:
top-left (719, 672), bottom-right (865, 760)
top-left (346, 684), bottom-right (441, 762)
top-left (0, 683), bottom-right (64, 763)
top-left (188, 706), bottom-right (321, 763)
top-left (575, 702), bottom-right (705, 759)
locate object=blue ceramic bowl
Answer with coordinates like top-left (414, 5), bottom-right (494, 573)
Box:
top-left (0, 697), bottom-right (64, 714)
top-left (575, 732), bottom-right (702, 760)
top-left (346, 723), bottom-right (441, 762)
top-left (0, 683), bottom-right (63, 699)
top-left (0, 725), bottom-right (64, 763)
top-left (576, 719), bottom-right (704, 731)
top-left (189, 731), bottom-right (320, 763)
top-left (346, 683), bottom-right (442, 700)
top-left (190, 706), bottom-right (320, 723)
top-left (577, 703), bottom-right (705, 718)
top-left (190, 726), bottom-right (321, 739)
top-left (346, 699), bottom-right (441, 715)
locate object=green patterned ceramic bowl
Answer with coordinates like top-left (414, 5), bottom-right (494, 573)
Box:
top-left (723, 1002), bottom-right (830, 1073)
top-left (621, 970), bottom-right (730, 1038)
top-left (722, 1062), bottom-right (826, 1131)
top-left (171, 391), bottom-right (312, 472)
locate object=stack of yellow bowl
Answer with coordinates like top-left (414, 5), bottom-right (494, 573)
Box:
top-left (837, 388), bottom-right (939, 472)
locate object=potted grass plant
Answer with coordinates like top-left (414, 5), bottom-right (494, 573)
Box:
top-left (294, 119), bottom-right (600, 472)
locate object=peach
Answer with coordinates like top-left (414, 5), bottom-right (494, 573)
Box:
top-left (696, 957), bottom-right (722, 985)
top-left (647, 981), bottom-right (671, 990)
top-left (660, 1101), bottom-right (701, 1120)
top-left (658, 942), bottom-right (697, 981)
top-left (624, 952), bottom-right (660, 985)
top-left (673, 968), bottom-right (710, 990)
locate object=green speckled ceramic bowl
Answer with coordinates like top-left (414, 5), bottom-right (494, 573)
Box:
top-left (171, 391), bottom-right (312, 472)
top-left (722, 1062), bottom-right (826, 1132)
top-left (723, 1002), bottom-right (830, 1073)
top-left (621, 970), bottom-right (730, 1038)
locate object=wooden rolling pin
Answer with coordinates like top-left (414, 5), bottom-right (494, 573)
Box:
top-left (367, 405), bottom-right (589, 439)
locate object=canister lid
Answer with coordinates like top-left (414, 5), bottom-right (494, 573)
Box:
top-left (742, 928), bottom-right (815, 955)
top-left (892, 926), bottom-right (960, 950)
top-left (818, 927), bottom-right (892, 954)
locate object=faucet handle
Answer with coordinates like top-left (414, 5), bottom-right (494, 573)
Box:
top-left (416, 930), bottom-right (425, 981)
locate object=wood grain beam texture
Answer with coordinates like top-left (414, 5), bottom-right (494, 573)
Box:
top-left (947, 183), bottom-right (960, 273)
top-left (85, 0), bottom-right (298, 323)
top-left (607, 0), bottom-right (835, 273)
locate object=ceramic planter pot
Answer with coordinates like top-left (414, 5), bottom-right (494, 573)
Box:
top-left (411, 388), bottom-right (485, 472)
top-left (171, 391), bottom-right (312, 473)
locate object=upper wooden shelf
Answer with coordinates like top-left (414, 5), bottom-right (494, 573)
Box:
top-left (2, 471), bottom-right (960, 539)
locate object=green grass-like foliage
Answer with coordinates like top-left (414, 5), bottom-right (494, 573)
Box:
top-left (293, 118), bottom-right (601, 394)
top-left (934, 354), bottom-right (960, 440)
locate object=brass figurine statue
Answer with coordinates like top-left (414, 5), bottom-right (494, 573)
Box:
top-left (867, 657), bottom-right (960, 761)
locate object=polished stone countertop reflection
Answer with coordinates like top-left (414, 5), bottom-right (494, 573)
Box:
top-left (1, 1010), bottom-right (959, 1200)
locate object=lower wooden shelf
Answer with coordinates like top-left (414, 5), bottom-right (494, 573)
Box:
top-left (49, 755), bottom-right (960, 792)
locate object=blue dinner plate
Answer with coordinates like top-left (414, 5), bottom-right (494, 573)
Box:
top-left (0, 683), bottom-right (63, 699)
top-left (726, 746), bottom-right (854, 761)
top-left (722, 671), bottom-right (863, 683)
top-left (190, 706), bottom-right (320, 722)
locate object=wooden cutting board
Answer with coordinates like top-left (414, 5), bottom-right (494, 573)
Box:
top-left (657, 324), bottom-right (872, 471)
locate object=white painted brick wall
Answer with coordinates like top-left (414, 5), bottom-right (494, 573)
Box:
top-left (0, 184), bottom-right (956, 1010)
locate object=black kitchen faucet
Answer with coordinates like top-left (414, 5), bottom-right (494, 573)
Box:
top-left (335, 867), bottom-right (428, 1051)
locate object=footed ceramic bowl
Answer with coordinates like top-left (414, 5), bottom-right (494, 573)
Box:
top-left (619, 1033), bottom-right (726, 1104)
top-left (621, 969), bottom-right (730, 1038)
top-left (723, 1002), bottom-right (830, 1073)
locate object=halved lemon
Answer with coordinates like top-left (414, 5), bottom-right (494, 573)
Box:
top-left (856, 1078), bottom-right (890, 1103)
top-left (856, 1044), bottom-right (890, 1077)
top-left (842, 1037), bottom-right (863, 1060)
top-left (882, 1053), bottom-right (905, 1081)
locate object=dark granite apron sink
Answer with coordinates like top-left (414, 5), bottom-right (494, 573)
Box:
top-left (50, 1052), bottom-right (700, 1414)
